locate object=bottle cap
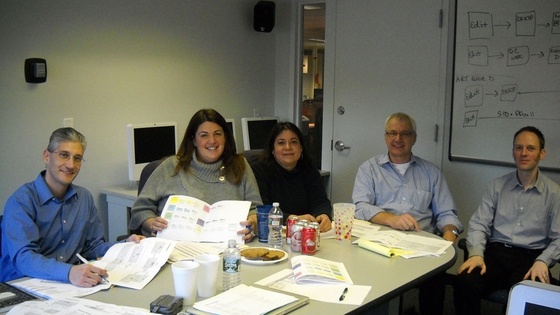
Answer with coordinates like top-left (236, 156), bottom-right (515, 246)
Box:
top-left (228, 239), bottom-right (236, 247)
top-left (273, 202), bottom-right (279, 207)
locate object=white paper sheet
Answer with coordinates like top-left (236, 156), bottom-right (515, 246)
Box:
top-left (193, 284), bottom-right (298, 315)
top-left (91, 237), bottom-right (176, 290)
top-left (7, 297), bottom-right (151, 315)
top-left (255, 269), bottom-right (371, 305)
top-left (12, 278), bottom-right (111, 300)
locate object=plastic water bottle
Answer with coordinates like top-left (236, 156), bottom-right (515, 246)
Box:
top-left (222, 239), bottom-right (241, 291)
top-left (267, 202), bottom-right (283, 249)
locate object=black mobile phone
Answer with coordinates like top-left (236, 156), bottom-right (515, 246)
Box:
top-left (150, 294), bottom-right (183, 314)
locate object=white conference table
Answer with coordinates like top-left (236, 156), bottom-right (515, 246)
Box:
top-left (86, 229), bottom-right (457, 315)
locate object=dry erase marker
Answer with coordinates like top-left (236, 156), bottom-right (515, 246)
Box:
top-left (339, 287), bottom-right (348, 301)
top-left (76, 253), bottom-right (108, 283)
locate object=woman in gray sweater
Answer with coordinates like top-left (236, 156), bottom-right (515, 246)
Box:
top-left (129, 109), bottom-right (262, 241)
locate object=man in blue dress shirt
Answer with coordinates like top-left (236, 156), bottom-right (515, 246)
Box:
top-left (454, 126), bottom-right (560, 315)
top-left (353, 112), bottom-right (462, 315)
top-left (1, 127), bottom-right (143, 286)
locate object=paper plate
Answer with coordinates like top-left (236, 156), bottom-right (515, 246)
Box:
top-left (240, 248), bottom-right (289, 265)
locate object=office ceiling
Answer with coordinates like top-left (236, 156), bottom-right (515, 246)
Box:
top-left (303, 4), bottom-right (325, 50)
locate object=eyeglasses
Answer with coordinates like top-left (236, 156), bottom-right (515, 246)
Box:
top-left (385, 131), bottom-right (415, 139)
top-left (50, 151), bottom-right (85, 164)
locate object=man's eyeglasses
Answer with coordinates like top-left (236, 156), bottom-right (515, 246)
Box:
top-left (50, 151), bottom-right (85, 164)
top-left (385, 131), bottom-right (415, 139)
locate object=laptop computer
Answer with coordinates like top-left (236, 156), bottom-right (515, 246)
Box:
top-left (0, 282), bottom-right (40, 314)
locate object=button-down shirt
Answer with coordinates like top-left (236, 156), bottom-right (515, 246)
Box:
top-left (352, 153), bottom-right (462, 235)
top-left (1, 171), bottom-right (112, 282)
top-left (466, 170), bottom-right (560, 266)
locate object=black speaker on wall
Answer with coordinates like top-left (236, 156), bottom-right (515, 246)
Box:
top-left (254, 1), bottom-right (275, 33)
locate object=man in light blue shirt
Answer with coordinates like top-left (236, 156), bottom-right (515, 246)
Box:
top-left (454, 126), bottom-right (560, 315)
top-left (1, 128), bottom-right (144, 286)
top-left (352, 112), bottom-right (462, 315)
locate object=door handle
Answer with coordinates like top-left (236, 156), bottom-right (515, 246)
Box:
top-left (334, 140), bottom-right (350, 152)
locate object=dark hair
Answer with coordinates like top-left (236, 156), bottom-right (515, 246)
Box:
top-left (175, 109), bottom-right (245, 184)
top-left (513, 126), bottom-right (545, 150)
top-left (260, 121), bottom-right (314, 166)
top-left (48, 127), bottom-right (87, 152)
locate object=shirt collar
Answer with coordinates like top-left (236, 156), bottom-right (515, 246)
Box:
top-left (35, 170), bottom-right (77, 205)
top-left (379, 152), bottom-right (418, 166)
top-left (508, 169), bottom-right (544, 193)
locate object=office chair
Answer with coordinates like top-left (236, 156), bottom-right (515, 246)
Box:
top-left (243, 149), bottom-right (263, 164)
top-left (457, 238), bottom-right (558, 308)
top-left (116, 158), bottom-right (165, 241)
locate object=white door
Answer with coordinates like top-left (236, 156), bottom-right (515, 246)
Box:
top-left (325, 0), bottom-right (446, 203)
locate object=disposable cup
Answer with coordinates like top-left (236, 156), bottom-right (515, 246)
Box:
top-left (193, 254), bottom-right (220, 298)
top-left (333, 203), bottom-right (356, 243)
top-left (257, 205), bottom-right (272, 243)
top-left (171, 260), bottom-right (199, 305)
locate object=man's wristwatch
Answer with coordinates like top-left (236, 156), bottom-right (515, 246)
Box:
top-left (442, 228), bottom-right (459, 237)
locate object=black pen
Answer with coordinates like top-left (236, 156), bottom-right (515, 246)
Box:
top-left (339, 287), bottom-right (348, 301)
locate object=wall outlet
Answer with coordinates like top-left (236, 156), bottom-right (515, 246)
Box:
top-left (63, 118), bottom-right (74, 127)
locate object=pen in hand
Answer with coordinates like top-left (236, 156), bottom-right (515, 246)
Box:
top-left (76, 253), bottom-right (109, 283)
top-left (339, 287), bottom-right (348, 301)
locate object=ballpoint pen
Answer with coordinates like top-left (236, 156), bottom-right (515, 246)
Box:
top-left (76, 253), bottom-right (109, 283)
top-left (339, 287), bottom-right (348, 301)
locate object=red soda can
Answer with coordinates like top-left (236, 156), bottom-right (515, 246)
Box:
top-left (286, 216), bottom-right (298, 245)
top-left (301, 226), bottom-right (317, 255)
top-left (309, 222), bottom-right (321, 251)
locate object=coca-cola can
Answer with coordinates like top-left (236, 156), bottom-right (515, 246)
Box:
top-left (286, 216), bottom-right (298, 245)
top-left (290, 222), bottom-right (305, 252)
top-left (309, 222), bottom-right (321, 251)
top-left (301, 226), bottom-right (317, 255)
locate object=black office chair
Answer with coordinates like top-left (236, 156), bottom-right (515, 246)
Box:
top-left (243, 149), bottom-right (263, 164)
top-left (116, 158), bottom-right (165, 241)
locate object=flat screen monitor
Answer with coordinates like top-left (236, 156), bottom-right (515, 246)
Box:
top-left (225, 118), bottom-right (236, 148)
top-left (506, 280), bottom-right (560, 315)
top-left (241, 116), bottom-right (278, 151)
top-left (127, 122), bottom-right (178, 182)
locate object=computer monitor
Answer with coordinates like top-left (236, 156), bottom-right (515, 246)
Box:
top-left (241, 116), bottom-right (278, 151)
top-left (506, 280), bottom-right (560, 315)
top-left (225, 118), bottom-right (236, 148)
top-left (127, 122), bottom-right (178, 182)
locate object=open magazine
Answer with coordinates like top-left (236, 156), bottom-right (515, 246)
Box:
top-left (357, 230), bottom-right (452, 258)
top-left (290, 256), bottom-right (353, 285)
top-left (157, 195), bottom-right (251, 243)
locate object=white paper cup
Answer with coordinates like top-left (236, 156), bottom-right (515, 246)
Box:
top-left (193, 254), bottom-right (220, 298)
top-left (171, 260), bottom-right (199, 305)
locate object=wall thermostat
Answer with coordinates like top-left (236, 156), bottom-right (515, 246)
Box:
top-left (25, 58), bottom-right (47, 83)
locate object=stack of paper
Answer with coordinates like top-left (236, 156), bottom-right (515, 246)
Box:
top-left (190, 284), bottom-right (306, 315)
top-left (357, 230), bottom-right (452, 258)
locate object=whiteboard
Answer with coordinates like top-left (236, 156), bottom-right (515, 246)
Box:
top-left (449, 0), bottom-right (560, 171)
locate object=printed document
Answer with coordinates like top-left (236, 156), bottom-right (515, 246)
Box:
top-left (7, 297), bottom-right (151, 315)
top-left (256, 269), bottom-right (371, 305)
top-left (357, 230), bottom-right (452, 258)
top-left (192, 284), bottom-right (297, 315)
top-left (156, 195), bottom-right (250, 244)
top-left (91, 237), bottom-right (176, 290)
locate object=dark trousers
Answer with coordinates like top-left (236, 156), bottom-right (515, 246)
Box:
top-left (453, 242), bottom-right (546, 315)
top-left (417, 271), bottom-right (446, 315)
